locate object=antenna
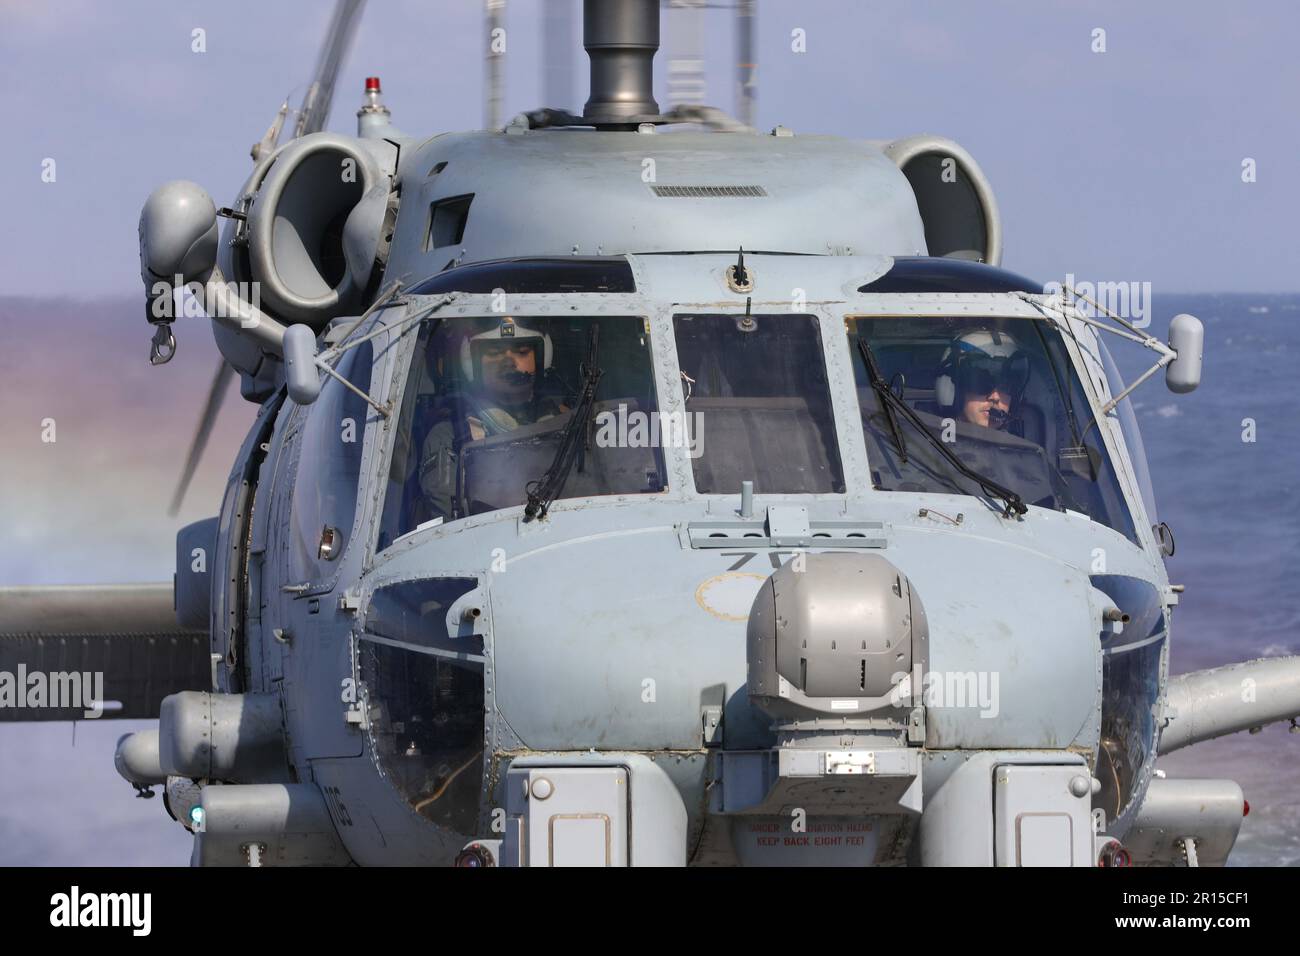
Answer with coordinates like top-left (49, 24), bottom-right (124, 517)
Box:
top-left (485, 0), bottom-right (506, 129)
top-left (736, 0), bottom-right (757, 127)
top-left (667, 0), bottom-right (707, 109)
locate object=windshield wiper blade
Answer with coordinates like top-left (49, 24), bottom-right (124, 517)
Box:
top-left (856, 336), bottom-right (908, 464)
top-left (856, 337), bottom-right (1027, 517)
top-left (523, 325), bottom-right (603, 522)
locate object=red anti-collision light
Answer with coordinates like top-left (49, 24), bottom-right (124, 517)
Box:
top-left (365, 76), bottom-right (382, 93)
top-left (1243, 799), bottom-right (1250, 817)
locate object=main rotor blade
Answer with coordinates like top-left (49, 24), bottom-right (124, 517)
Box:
top-left (295, 0), bottom-right (368, 138)
top-left (168, 360), bottom-right (236, 516)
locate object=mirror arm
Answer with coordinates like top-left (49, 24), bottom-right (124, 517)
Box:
top-left (317, 279), bottom-right (404, 357)
top-left (316, 291), bottom-right (457, 367)
top-left (314, 356), bottom-right (392, 419)
top-left (1016, 290), bottom-right (1173, 357)
top-left (1098, 352), bottom-right (1174, 415)
top-left (297, 291), bottom-right (459, 414)
top-left (1017, 291), bottom-right (1183, 414)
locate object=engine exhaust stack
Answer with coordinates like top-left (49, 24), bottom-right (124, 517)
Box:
top-left (582, 0), bottom-right (661, 127)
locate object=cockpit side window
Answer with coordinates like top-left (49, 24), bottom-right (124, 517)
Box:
top-left (287, 339), bottom-right (375, 585)
top-left (377, 314), bottom-right (664, 548)
top-left (848, 316), bottom-right (1139, 545)
top-left (1096, 338), bottom-right (1159, 527)
top-left (672, 313), bottom-right (845, 495)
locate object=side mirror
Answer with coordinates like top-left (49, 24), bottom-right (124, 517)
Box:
top-left (1166, 313), bottom-right (1203, 394)
top-left (284, 324), bottom-right (322, 405)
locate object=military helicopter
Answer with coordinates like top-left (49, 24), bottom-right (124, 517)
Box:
top-left (3, 0), bottom-right (1299, 867)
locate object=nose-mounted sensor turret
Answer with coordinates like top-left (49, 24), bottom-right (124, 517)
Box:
top-left (746, 552), bottom-right (928, 730)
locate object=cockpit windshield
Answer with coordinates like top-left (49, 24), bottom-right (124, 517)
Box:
top-left (674, 313), bottom-right (845, 495)
top-left (848, 316), bottom-right (1139, 544)
top-left (379, 314), bottom-right (664, 548)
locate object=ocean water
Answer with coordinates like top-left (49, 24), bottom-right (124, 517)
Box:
top-left (1123, 294), bottom-right (1300, 866)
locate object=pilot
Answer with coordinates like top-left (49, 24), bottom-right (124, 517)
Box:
top-left (935, 328), bottom-right (1029, 432)
top-left (419, 317), bottom-right (564, 519)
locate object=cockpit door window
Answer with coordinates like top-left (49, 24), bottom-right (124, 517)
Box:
top-left (1096, 338), bottom-right (1159, 529)
top-left (287, 339), bottom-right (376, 587)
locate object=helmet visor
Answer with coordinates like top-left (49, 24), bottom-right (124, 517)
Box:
top-left (956, 352), bottom-right (1029, 399)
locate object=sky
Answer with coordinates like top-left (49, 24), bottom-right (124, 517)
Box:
top-left (0, 0), bottom-right (1297, 297)
top-left (1, 0), bottom-right (1297, 866)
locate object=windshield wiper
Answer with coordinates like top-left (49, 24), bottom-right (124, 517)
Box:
top-left (856, 337), bottom-right (1027, 517)
top-left (523, 325), bottom-right (603, 521)
top-left (857, 332), bottom-right (909, 464)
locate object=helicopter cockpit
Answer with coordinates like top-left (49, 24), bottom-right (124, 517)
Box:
top-left (366, 253), bottom-right (1155, 557)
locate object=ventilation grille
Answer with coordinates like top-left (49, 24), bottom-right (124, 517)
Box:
top-left (650, 184), bottom-right (768, 198)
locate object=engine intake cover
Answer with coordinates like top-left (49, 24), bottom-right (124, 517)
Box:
top-left (246, 133), bottom-right (389, 325)
top-left (885, 135), bottom-right (1001, 266)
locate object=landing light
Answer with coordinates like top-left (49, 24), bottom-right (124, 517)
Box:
top-left (1097, 840), bottom-right (1132, 867)
top-left (454, 843), bottom-right (495, 867)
